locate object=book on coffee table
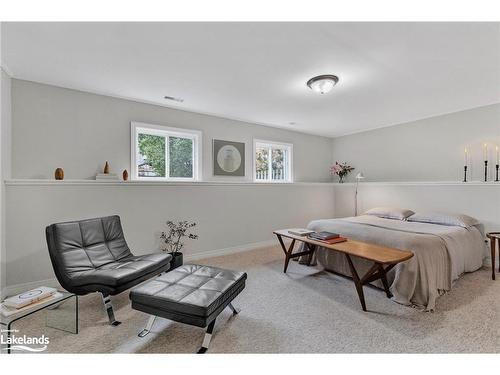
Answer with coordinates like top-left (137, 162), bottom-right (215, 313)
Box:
top-left (287, 228), bottom-right (315, 236)
top-left (311, 236), bottom-right (347, 245)
top-left (308, 231), bottom-right (340, 241)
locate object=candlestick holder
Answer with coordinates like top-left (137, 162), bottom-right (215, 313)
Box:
top-left (463, 165), bottom-right (467, 182)
top-left (484, 160), bottom-right (488, 182)
top-left (496, 164), bottom-right (499, 182)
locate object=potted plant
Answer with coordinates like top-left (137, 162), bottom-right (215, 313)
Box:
top-left (160, 220), bottom-right (198, 270)
top-left (330, 161), bottom-right (355, 183)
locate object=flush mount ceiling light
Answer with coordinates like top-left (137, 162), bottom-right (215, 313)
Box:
top-left (306, 74), bottom-right (339, 94)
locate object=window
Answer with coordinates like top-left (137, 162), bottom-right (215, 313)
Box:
top-left (253, 139), bottom-right (293, 183)
top-left (131, 122), bottom-right (201, 181)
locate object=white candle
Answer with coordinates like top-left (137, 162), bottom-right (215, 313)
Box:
top-left (484, 143), bottom-right (488, 161)
top-left (464, 148), bottom-right (468, 165)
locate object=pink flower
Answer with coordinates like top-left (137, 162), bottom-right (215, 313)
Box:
top-left (330, 161), bottom-right (355, 176)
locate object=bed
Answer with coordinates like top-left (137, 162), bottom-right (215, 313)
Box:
top-left (301, 210), bottom-right (487, 311)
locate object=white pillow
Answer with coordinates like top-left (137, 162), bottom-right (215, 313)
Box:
top-left (407, 212), bottom-right (481, 228)
top-left (363, 207), bottom-right (415, 220)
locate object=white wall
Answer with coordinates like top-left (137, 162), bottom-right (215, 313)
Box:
top-left (11, 79), bottom-right (333, 182)
top-left (5, 182), bottom-right (334, 288)
top-left (0, 68), bottom-right (12, 298)
top-left (332, 104), bottom-right (500, 182)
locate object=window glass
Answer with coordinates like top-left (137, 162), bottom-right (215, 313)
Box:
top-left (254, 140), bottom-right (292, 182)
top-left (169, 136), bottom-right (193, 178)
top-left (137, 133), bottom-right (166, 178)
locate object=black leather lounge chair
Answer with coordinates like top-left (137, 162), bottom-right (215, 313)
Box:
top-left (45, 215), bottom-right (172, 326)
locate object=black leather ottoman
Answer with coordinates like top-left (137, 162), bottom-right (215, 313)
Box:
top-left (130, 264), bottom-right (247, 353)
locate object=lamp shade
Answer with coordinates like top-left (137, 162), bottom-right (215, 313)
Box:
top-left (355, 173), bottom-right (365, 180)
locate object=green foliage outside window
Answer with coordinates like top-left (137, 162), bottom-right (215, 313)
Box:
top-left (138, 133), bottom-right (193, 178)
top-left (138, 133), bottom-right (166, 177)
top-left (255, 147), bottom-right (269, 174)
top-left (169, 137), bottom-right (193, 178)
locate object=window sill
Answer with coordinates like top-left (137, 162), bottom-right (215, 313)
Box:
top-left (252, 180), bottom-right (293, 184)
top-left (4, 179), bottom-right (333, 187)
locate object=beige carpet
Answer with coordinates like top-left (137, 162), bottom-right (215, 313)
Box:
top-left (8, 245), bottom-right (500, 353)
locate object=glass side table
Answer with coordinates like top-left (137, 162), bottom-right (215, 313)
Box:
top-left (1, 291), bottom-right (78, 354)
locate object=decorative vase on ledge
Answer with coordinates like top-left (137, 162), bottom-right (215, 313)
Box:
top-left (330, 162), bottom-right (354, 184)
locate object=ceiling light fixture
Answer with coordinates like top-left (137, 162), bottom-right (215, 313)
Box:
top-left (164, 95), bottom-right (184, 103)
top-left (307, 74), bottom-right (339, 94)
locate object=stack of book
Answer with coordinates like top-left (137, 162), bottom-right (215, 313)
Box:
top-left (96, 173), bottom-right (120, 181)
top-left (287, 228), bottom-right (315, 236)
top-left (0, 286), bottom-right (60, 317)
top-left (308, 231), bottom-right (347, 244)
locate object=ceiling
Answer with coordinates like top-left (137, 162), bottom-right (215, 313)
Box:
top-left (2, 22), bottom-right (499, 137)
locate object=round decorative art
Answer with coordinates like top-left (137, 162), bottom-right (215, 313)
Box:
top-left (216, 145), bottom-right (242, 173)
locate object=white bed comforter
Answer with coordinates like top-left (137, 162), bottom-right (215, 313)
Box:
top-left (304, 215), bottom-right (487, 311)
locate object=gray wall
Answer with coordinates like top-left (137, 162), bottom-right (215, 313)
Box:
top-left (5, 182), bottom-right (334, 287)
top-left (332, 104), bottom-right (500, 182)
top-left (334, 182), bottom-right (500, 233)
top-left (11, 79), bottom-right (333, 182)
top-left (331, 104), bottom-right (500, 236)
top-left (4, 79), bottom-right (336, 290)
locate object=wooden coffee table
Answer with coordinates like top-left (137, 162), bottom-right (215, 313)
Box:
top-left (273, 229), bottom-right (414, 311)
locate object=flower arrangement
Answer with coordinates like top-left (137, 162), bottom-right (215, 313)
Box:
top-left (160, 220), bottom-right (198, 255)
top-left (330, 162), bottom-right (355, 183)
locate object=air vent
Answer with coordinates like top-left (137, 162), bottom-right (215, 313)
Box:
top-left (164, 95), bottom-right (184, 103)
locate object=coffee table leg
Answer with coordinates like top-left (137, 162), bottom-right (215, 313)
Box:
top-left (378, 265), bottom-right (393, 298)
top-left (306, 244), bottom-right (316, 266)
top-left (276, 234), bottom-right (296, 273)
top-left (344, 254), bottom-right (367, 311)
top-left (491, 238), bottom-right (496, 280)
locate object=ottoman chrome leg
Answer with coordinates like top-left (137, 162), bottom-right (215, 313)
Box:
top-left (228, 303), bottom-right (240, 315)
top-left (101, 293), bottom-right (121, 326)
top-left (197, 318), bottom-right (216, 354)
top-left (138, 315), bottom-right (157, 337)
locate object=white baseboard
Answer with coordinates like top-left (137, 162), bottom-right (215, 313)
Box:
top-left (2, 240), bottom-right (278, 298)
top-left (184, 239), bottom-right (277, 261)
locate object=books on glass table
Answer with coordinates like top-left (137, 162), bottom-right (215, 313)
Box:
top-left (1, 292), bottom-right (64, 317)
top-left (3, 286), bottom-right (57, 309)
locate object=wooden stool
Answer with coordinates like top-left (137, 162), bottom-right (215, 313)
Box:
top-left (486, 232), bottom-right (500, 280)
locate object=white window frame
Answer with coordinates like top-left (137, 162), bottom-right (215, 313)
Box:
top-left (253, 139), bottom-right (293, 183)
top-left (131, 121), bottom-right (202, 181)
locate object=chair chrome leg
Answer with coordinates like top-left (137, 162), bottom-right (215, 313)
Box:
top-left (101, 293), bottom-right (122, 326)
top-left (138, 315), bottom-right (157, 337)
top-left (197, 318), bottom-right (216, 354)
top-left (228, 303), bottom-right (240, 315)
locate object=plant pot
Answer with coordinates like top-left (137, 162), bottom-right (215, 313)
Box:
top-left (169, 252), bottom-right (183, 270)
